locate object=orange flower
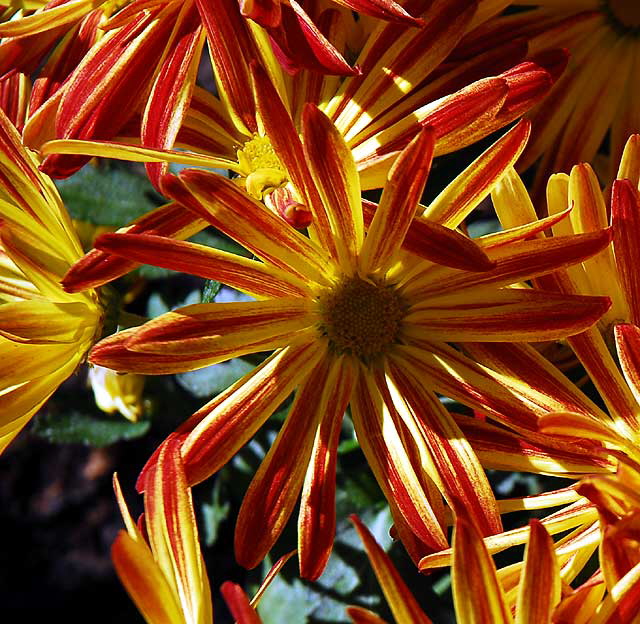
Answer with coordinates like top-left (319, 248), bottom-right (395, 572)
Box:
top-left (88, 107), bottom-right (609, 578)
top-left (421, 134), bottom-right (640, 619)
top-left (349, 506), bottom-right (561, 624)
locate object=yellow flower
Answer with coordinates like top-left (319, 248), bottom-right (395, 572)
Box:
top-left (88, 365), bottom-right (145, 422)
top-left (89, 106), bottom-right (609, 579)
top-left (0, 108), bottom-right (103, 453)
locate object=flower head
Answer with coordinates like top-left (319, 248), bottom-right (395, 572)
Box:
top-left (90, 107), bottom-right (610, 579)
top-left (0, 108), bottom-right (103, 453)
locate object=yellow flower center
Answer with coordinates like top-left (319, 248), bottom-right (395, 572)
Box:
top-left (604, 0), bottom-right (640, 33)
top-left (318, 275), bottom-right (406, 362)
top-left (236, 135), bottom-right (288, 199)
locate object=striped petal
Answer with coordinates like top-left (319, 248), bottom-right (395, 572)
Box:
top-left (62, 202), bottom-right (207, 292)
top-left (142, 4), bottom-right (204, 189)
top-left (350, 372), bottom-right (448, 551)
top-left (359, 128), bottom-right (434, 275)
top-left (451, 498), bottom-right (513, 624)
top-left (143, 435), bottom-right (213, 624)
top-left (250, 63), bottom-right (335, 256)
top-left (95, 233), bottom-right (312, 298)
top-left (406, 289), bottom-right (610, 342)
top-left (616, 324), bottom-right (640, 408)
top-left (515, 519), bottom-right (560, 624)
top-left (181, 340), bottom-right (327, 485)
top-left (234, 358), bottom-right (330, 570)
top-left (422, 120), bottom-right (530, 228)
top-left (123, 299), bottom-right (316, 356)
top-left (455, 413), bottom-right (611, 477)
top-left (298, 357), bottom-right (356, 580)
top-left (171, 169), bottom-right (333, 285)
top-left (384, 361), bottom-right (502, 536)
top-left (302, 104), bottom-right (363, 272)
top-left (351, 515), bottom-right (432, 624)
top-left (612, 180), bottom-right (640, 326)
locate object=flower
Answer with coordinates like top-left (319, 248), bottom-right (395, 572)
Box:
top-left (420, 133), bottom-right (640, 617)
top-left (112, 435), bottom-right (295, 624)
top-left (455, 1), bottom-right (640, 195)
top-left (348, 507), bottom-right (561, 624)
top-left (0, 108), bottom-right (103, 453)
top-left (89, 106), bottom-right (610, 578)
top-left (88, 364), bottom-right (145, 422)
top-left (58, 53), bottom-right (556, 291)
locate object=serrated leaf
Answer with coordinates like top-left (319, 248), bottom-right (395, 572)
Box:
top-left (32, 410), bottom-right (150, 447)
top-left (55, 166), bottom-right (159, 227)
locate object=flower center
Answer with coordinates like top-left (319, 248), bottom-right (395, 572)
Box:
top-left (236, 135), bottom-right (288, 199)
top-left (318, 275), bottom-right (406, 362)
top-left (603, 0), bottom-right (640, 34)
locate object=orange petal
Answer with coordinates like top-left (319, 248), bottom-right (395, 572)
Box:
top-left (515, 519), bottom-right (560, 624)
top-left (451, 498), bottom-right (513, 624)
top-left (298, 357), bottom-right (356, 580)
top-left (220, 582), bottom-right (261, 624)
top-left (302, 104), bottom-right (363, 271)
top-left (234, 358), bottom-right (331, 570)
top-left (182, 340), bottom-right (326, 485)
top-left (350, 372), bottom-right (448, 551)
top-left (62, 201), bottom-right (207, 292)
top-left (616, 324), bottom-right (640, 408)
top-left (612, 180), bottom-right (640, 326)
top-left (406, 289), bottom-right (610, 343)
top-left (95, 233), bottom-right (312, 298)
top-left (359, 128), bottom-right (435, 275)
top-left (351, 515), bottom-right (432, 624)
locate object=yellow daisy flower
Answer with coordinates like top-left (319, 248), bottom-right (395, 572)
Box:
top-left (0, 108), bottom-right (103, 452)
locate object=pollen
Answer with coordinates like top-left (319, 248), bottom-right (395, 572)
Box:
top-left (318, 275), bottom-right (406, 362)
top-left (237, 135), bottom-right (285, 174)
top-left (236, 135), bottom-right (288, 199)
top-left (604, 0), bottom-right (640, 34)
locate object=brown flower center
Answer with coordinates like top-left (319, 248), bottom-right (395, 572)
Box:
top-left (318, 275), bottom-right (406, 362)
top-left (604, 0), bottom-right (640, 34)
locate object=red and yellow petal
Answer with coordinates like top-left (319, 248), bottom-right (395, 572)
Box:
top-left (234, 358), bottom-right (330, 569)
top-left (406, 289), bottom-right (610, 343)
top-left (359, 128), bottom-right (434, 276)
top-left (351, 515), bottom-right (432, 624)
top-left (298, 357), bottom-right (355, 579)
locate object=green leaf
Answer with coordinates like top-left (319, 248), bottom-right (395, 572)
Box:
top-left (32, 410), bottom-right (150, 447)
top-left (176, 358), bottom-right (254, 398)
top-left (201, 475), bottom-right (231, 547)
top-left (202, 279), bottom-right (221, 303)
top-left (55, 165), bottom-right (159, 227)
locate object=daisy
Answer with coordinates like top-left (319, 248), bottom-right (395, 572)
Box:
top-left (89, 106), bottom-right (610, 579)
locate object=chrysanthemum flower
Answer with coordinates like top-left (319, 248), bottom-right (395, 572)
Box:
top-left (455, 1), bottom-right (640, 195)
top-left (88, 106), bottom-right (610, 578)
top-left (349, 506), bottom-right (561, 624)
top-left (58, 49), bottom-right (557, 292)
top-left (421, 134), bottom-right (640, 616)
top-left (30, 0), bottom-right (557, 191)
top-left (0, 108), bottom-right (103, 453)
